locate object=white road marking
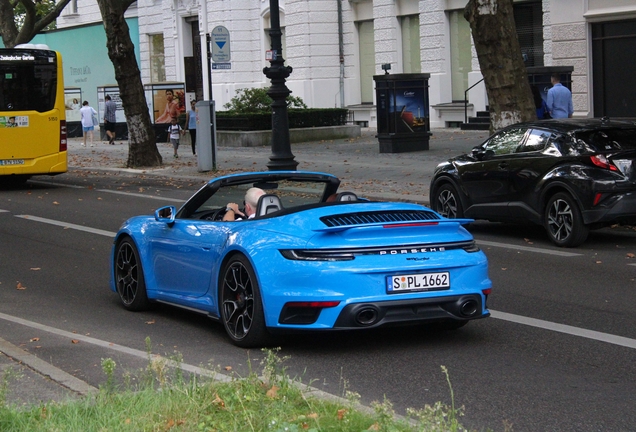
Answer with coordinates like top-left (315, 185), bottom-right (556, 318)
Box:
top-left (0, 312), bottom-right (231, 383)
top-left (96, 189), bottom-right (187, 203)
top-left (28, 179), bottom-right (187, 202)
top-left (15, 215), bottom-right (116, 237)
top-left (490, 310), bottom-right (636, 349)
top-left (477, 240), bottom-right (582, 257)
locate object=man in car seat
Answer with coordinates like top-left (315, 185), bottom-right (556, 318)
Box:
top-left (223, 187), bottom-right (265, 221)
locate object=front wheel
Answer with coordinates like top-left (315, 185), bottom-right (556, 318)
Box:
top-left (544, 192), bottom-right (589, 247)
top-left (114, 238), bottom-right (150, 311)
top-left (432, 183), bottom-right (464, 219)
top-left (220, 255), bottom-right (271, 348)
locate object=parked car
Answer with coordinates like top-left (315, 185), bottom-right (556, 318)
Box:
top-left (111, 171), bottom-right (491, 347)
top-left (430, 118), bottom-right (636, 247)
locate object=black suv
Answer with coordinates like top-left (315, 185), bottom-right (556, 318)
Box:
top-left (430, 118), bottom-right (636, 247)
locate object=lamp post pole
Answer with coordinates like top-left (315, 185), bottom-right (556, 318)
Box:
top-left (263, 0), bottom-right (298, 171)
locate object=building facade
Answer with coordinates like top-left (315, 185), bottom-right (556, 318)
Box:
top-left (54, 0), bottom-right (636, 128)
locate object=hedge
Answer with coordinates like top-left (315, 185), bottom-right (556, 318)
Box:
top-left (214, 108), bottom-right (348, 131)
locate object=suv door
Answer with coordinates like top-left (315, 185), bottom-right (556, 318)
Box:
top-left (460, 127), bottom-right (528, 219)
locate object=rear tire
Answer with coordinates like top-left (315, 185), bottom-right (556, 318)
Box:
top-left (114, 238), bottom-right (150, 311)
top-left (220, 255), bottom-right (271, 348)
top-left (432, 183), bottom-right (464, 218)
top-left (544, 192), bottom-right (589, 247)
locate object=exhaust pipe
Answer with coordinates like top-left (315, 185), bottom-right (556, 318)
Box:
top-left (355, 307), bottom-right (379, 326)
top-left (459, 300), bottom-right (479, 317)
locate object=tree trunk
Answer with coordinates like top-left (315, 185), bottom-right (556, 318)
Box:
top-left (464, 0), bottom-right (536, 131)
top-left (96, 0), bottom-right (162, 167)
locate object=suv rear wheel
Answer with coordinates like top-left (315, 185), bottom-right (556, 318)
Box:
top-left (544, 192), bottom-right (589, 247)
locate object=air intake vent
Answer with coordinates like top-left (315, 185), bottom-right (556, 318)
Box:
top-left (321, 210), bottom-right (440, 227)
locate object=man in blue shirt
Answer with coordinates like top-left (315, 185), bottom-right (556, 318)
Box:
top-left (546, 73), bottom-right (573, 119)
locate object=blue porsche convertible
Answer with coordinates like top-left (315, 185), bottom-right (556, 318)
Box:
top-left (110, 171), bottom-right (491, 347)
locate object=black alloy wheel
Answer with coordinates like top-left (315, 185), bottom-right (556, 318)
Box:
top-left (114, 238), bottom-right (150, 311)
top-left (544, 192), bottom-right (589, 247)
top-left (434, 183), bottom-right (464, 219)
top-left (220, 255), bottom-right (270, 347)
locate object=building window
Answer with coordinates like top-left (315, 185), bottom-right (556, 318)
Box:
top-left (401, 15), bottom-right (421, 73)
top-left (357, 20), bottom-right (375, 104)
top-left (513, 1), bottom-right (544, 67)
top-left (449, 10), bottom-right (472, 101)
top-left (66, 0), bottom-right (78, 15)
top-left (149, 34), bottom-right (166, 83)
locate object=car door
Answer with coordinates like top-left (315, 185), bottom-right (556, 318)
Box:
top-left (459, 127), bottom-right (529, 218)
top-left (145, 219), bottom-right (228, 298)
top-left (507, 128), bottom-right (558, 220)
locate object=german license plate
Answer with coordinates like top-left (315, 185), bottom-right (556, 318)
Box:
top-left (387, 272), bottom-right (450, 293)
top-left (0, 159), bottom-right (24, 166)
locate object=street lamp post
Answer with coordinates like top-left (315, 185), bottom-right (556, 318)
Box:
top-left (263, 0), bottom-right (298, 171)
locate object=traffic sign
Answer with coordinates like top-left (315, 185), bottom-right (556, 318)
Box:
top-left (211, 26), bottom-right (230, 62)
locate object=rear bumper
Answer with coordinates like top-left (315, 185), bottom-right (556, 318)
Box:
top-left (332, 295), bottom-right (489, 329)
top-left (583, 191), bottom-right (636, 225)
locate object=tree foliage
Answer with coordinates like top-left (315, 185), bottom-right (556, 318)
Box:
top-left (0, 0), bottom-right (71, 48)
top-left (223, 87), bottom-right (307, 113)
top-left (464, 0), bottom-right (536, 131)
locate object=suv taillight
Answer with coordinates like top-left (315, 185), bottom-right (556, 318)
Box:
top-left (590, 154), bottom-right (617, 171)
top-left (60, 120), bottom-right (67, 152)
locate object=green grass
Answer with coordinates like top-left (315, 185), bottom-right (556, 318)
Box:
top-left (0, 344), bottom-right (473, 432)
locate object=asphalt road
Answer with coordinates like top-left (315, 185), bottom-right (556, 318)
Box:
top-left (1, 172), bottom-right (635, 431)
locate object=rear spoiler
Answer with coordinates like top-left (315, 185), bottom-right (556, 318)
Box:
top-left (312, 218), bottom-right (474, 233)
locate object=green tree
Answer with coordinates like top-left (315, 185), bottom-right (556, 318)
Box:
top-left (96, 0), bottom-right (161, 167)
top-left (464, 0), bottom-right (536, 131)
top-left (0, 0), bottom-right (71, 48)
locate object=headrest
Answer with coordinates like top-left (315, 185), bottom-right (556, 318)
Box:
top-left (255, 194), bottom-right (283, 217)
top-left (336, 192), bottom-right (358, 202)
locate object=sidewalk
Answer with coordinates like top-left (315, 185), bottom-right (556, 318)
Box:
top-left (68, 127), bottom-right (489, 204)
top-left (1, 127), bottom-right (488, 408)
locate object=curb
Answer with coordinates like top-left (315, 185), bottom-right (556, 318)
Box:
top-left (0, 337), bottom-right (98, 397)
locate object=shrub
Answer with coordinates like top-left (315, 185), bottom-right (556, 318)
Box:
top-left (223, 87), bottom-right (307, 113)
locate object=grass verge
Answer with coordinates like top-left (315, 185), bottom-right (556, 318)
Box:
top-left (0, 342), bottom-right (474, 431)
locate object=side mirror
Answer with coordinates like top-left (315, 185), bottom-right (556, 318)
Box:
top-left (155, 206), bottom-right (176, 224)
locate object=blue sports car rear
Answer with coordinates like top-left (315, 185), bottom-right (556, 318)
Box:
top-left (110, 171), bottom-right (491, 347)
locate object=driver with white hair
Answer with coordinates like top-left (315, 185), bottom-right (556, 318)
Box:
top-left (223, 187), bottom-right (265, 221)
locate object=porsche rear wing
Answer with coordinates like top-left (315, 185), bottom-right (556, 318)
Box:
top-left (312, 218), bottom-right (474, 233)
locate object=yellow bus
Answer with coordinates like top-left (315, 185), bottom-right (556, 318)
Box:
top-left (0, 44), bottom-right (67, 185)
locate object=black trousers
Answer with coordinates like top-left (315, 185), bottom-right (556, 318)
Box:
top-left (189, 129), bottom-right (197, 154)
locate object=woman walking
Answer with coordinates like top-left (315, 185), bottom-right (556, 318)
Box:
top-left (79, 101), bottom-right (97, 147)
top-left (185, 100), bottom-right (198, 155)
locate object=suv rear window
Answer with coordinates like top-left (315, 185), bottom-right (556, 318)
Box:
top-left (575, 129), bottom-right (636, 152)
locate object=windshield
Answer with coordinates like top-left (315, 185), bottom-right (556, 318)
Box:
top-left (0, 49), bottom-right (58, 112)
top-left (181, 178), bottom-right (330, 219)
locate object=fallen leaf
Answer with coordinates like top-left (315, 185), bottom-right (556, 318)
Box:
top-left (627, 253), bottom-right (635, 258)
top-left (212, 394), bottom-right (225, 407)
top-left (596, 261), bottom-right (602, 264)
top-left (52, 201), bottom-right (59, 205)
top-left (71, 339), bottom-right (79, 344)
top-left (145, 319), bottom-right (155, 325)
top-left (501, 268), bottom-right (507, 271)
top-left (16, 282), bottom-right (26, 290)
top-left (337, 409), bottom-right (347, 420)
top-left (224, 366), bottom-right (232, 371)
top-left (266, 385), bottom-right (279, 398)
top-left (307, 413), bottom-right (319, 419)
top-left (30, 337), bottom-right (40, 342)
